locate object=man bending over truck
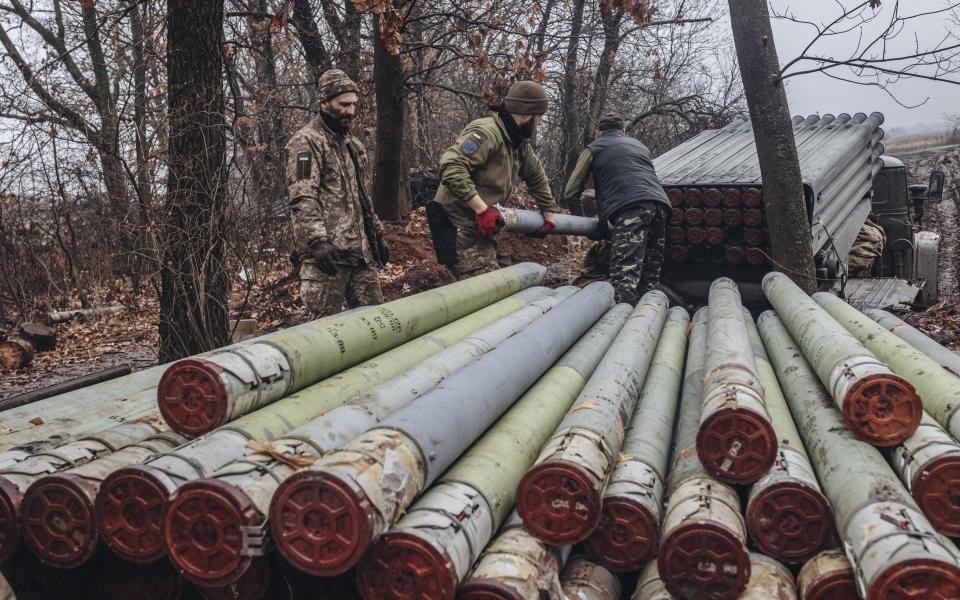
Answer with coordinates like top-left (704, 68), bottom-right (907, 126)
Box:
top-left (563, 113), bottom-right (671, 305)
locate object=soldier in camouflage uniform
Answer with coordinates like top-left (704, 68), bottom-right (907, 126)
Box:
top-left (564, 113), bottom-right (670, 305)
top-left (286, 69), bottom-right (390, 317)
top-left (428, 81), bottom-right (559, 279)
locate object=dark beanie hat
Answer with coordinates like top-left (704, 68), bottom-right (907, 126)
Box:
top-left (597, 112), bottom-right (626, 131)
top-left (504, 81), bottom-right (549, 115)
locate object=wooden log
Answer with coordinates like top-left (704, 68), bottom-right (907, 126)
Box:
top-left (17, 323), bottom-right (56, 352)
top-left (0, 339), bottom-right (34, 371)
top-left (0, 365), bottom-right (132, 412)
top-left (48, 306), bottom-right (123, 323)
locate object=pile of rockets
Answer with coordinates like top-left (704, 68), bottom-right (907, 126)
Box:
top-left (0, 261), bottom-right (959, 600)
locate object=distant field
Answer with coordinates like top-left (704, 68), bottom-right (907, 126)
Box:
top-left (885, 128), bottom-right (960, 154)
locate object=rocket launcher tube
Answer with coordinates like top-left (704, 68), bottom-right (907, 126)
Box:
top-left (356, 305), bottom-right (632, 599)
top-left (97, 287), bottom-right (550, 563)
top-left (583, 306), bottom-right (690, 572)
top-left (797, 549), bottom-right (859, 600)
top-left (742, 308), bottom-right (833, 564)
top-left (762, 272), bottom-right (921, 446)
top-left (458, 512), bottom-right (570, 600)
top-left (266, 283), bottom-right (614, 578)
top-left (758, 311), bottom-right (960, 600)
top-left (631, 561), bottom-right (671, 600)
top-left (865, 308), bottom-right (960, 376)
top-left (889, 412), bottom-right (960, 536)
top-left (740, 553), bottom-right (797, 600)
top-left (0, 418), bottom-right (171, 563)
top-left (698, 278), bottom-right (777, 483)
top-left (657, 307), bottom-right (751, 600)
top-left (159, 287), bottom-right (573, 585)
top-left (158, 263), bottom-right (546, 436)
top-left (559, 556), bottom-right (621, 600)
top-left (497, 206), bottom-right (601, 237)
top-left (20, 429), bottom-right (186, 569)
top-left (814, 293), bottom-right (960, 440)
top-left (516, 291), bottom-right (670, 545)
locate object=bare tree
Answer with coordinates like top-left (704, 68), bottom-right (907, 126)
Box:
top-left (728, 0), bottom-right (816, 293)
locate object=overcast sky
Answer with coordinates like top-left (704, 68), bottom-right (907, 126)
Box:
top-left (763, 1), bottom-right (959, 133)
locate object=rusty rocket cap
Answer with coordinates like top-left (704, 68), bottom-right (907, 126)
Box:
top-left (357, 530), bottom-right (457, 600)
top-left (910, 454), bottom-right (960, 537)
top-left (269, 468), bottom-right (375, 577)
top-left (97, 465), bottom-right (179, 564)
top-left (746, 481), bottom-right (833, 564)
top-left (696, 408), bottom-right (778, 484)
top-left (0, 478), bottom-right (23, 563)
top-left (868, 557), bottom-right (960, 600)
top-left (515, 459), bottom-right (602, 545)
top-left (21, 474), bottom-right (100, 569)
top-left (163, 479), bottom-right (261, 587)
top-left (158, 359), bottom-right (229, 437)
top-left (703, 188), bottom-right (723, 207)
top-left (658, 520), bottom-right (751, 600)
top-left (842, 374), bottom-right (921, 447)
top-left (581, 497), bottom-right (659, 573)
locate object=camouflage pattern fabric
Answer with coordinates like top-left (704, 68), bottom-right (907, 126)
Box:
top-left (607, 202), bottom-right (667, 305)
top-left (317, 68), bottom-right (359, 101)
top-left (300, 262), bottom-right (383, 317)
top-left (572, 240), bottom-right (611, 286)
top-left (449, 228), bottom-right (500, 279)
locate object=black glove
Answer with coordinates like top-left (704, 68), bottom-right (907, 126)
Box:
top-left (310, 240), bottom-right (339, 275)
top-left (376, 233), bottom-right (390, 265)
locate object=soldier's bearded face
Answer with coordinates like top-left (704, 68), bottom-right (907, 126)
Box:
top-left (322, 92), bottom-right (359, 130)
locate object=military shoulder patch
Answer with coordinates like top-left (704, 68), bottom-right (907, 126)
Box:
top-left (462, 139), bottom-right (479, 155)
top-left (296, 151), bottom-right (312, 179)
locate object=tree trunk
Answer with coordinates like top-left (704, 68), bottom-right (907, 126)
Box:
top-left (18, 323), bottom-right (56, 352)
top-left (371, 12), bottom-right (410, 222)
top-left (160, 0), bottom-right (230, 362)
top-left (727, 0), bottom-right (816, 293)
top-left (0, 339), bottom-right (34, 371)
top-left (559, 0), bottom-right (587, 186)
top-left (580, 8), bottom-right (623, 149)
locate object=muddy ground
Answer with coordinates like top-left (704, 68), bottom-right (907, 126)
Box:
top-left (2, 149), bottom-right (959, 400)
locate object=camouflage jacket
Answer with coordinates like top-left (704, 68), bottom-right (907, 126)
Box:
top-left (286, 115), bottom-right (384, 266)
top-left (434, 114), bottom-right (557, 231)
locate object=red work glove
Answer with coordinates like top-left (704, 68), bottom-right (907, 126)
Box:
top-left (527, 219), bottom-right (555, 239)
top-left (476, 206), bottom-right (504, 236)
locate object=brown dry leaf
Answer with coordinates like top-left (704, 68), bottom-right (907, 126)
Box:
top-left (29, 417), bottom-right (44, 426)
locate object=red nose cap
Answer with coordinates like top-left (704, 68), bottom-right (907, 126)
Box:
top-left (97, 465), bottom-right (178, 564)
top-left (269, 468), bottom-right (375, 578)
top-left (158, 359), bottom-right (228, 437)
top-left (842, 374), bottom-right (921, 447)
top-left (658, 520), bottom-right (750, 600)
top-left (696, 407), bottom-right (778, 484)
top-left (582, 496), bottom-right (659, 573)
top-left (164, 479), bottom-right (261, 588)
top-left (746, 480), bottom-right (833, 564)
top-left (357, 531), bottom-right (457, 600)
top-left (515, 459), bottom-right (602, 545)
top-left (21, 474), bottom-right (100, 569)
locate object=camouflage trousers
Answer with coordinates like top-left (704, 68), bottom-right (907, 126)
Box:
top-left (608, 203), bottom-right (667, 305)
top-left (449, 227), bottom-right (510, 280)
top-left (300, 261), bottom-right (384, 317)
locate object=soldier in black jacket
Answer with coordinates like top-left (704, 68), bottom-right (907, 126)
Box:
top-left (563, 113), bottom-right (672, 305)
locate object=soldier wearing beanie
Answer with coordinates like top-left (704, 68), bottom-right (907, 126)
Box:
top-left (563, 112), bottom-right (674, 305)
top-left (285, 69), bottom-right (390, 317)
top-left (427, 80), bottom-right (559, 279)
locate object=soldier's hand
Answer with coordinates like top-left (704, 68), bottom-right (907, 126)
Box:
top-left (476, 205), bottom-right (504, 236)
top-left (310, 240), bottom-right (340, 276)
top-left (376, 233), bottom-right (390, 265)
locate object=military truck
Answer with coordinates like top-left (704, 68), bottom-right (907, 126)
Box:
top-left (652, 112), bottom-right (945, 308)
